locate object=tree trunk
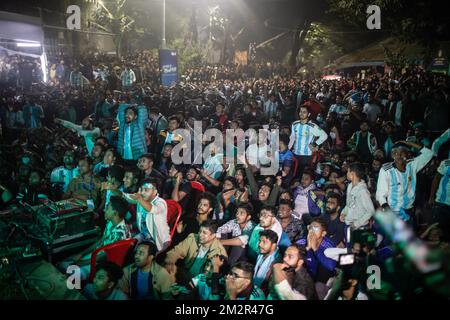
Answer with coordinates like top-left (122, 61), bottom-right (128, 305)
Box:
top-left (289, 19), bottom-right (311, 72)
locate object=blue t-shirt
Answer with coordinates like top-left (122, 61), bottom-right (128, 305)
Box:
top-left (136, 269), bottom-right (154, 300)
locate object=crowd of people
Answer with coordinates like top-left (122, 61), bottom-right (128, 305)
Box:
top-left (0, 49), bottom-right (449, 300)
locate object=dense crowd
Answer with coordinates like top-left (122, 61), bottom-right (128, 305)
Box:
top-left (0, 50), bottom-right (449, 300)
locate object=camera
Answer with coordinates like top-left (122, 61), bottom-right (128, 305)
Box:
top-left (338, 253), bottom-right (355, 267)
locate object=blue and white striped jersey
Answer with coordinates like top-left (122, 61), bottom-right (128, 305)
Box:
top-left (289, 121), bottom-right (328, 156)
top-left (376, 147), bottom-right (433, 212)
top-left (436, 159), bottom-right (450, 206)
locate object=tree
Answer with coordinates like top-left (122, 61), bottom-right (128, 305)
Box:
top-left (327, 0), bottom-right (450, 64)
top-left (86, 0), bottom-right (150, 57)
top-left (289, 19), bottom-right (311, 70)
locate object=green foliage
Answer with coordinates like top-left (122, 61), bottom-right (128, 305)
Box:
top-left (383, 46), bottom-right (407, 77)
top-left (168, 25), bottom-right (210, 74)
top-left (327, 0), bottom-right (448, 62)
top-left (284, 23), bottom-right (343, 72)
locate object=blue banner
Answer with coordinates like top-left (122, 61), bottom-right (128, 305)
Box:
top-left (159, 49), bottom-right (178, 86)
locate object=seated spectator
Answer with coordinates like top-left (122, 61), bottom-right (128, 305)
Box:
top-left (16, 169), bottom-right (50, 206)
top-left (293, 170), bottom-right (325, 222)
top-left (225, 261), bottom-right (265, 300)
top-left (216, 203), bottom-right (256, 266)
top-left (171, 254), bottom-right (228, 300)
top-left (214, 176), bottom-right (238, 222)
top-left (253, 230), bottom-right (281, 293)
top-left (60, 195), bottom-right (131, 280)
top-left (91, 143), bottom-right (106, 166)
top-left (122, 168), bottom-right (140, 193)
top-left (325, 265), bottom-right (369, 300)
top-left (118, 241), bottom-right (174, 300)
top-left (277, 199), bottom-right (306, 243)
top-left (137, 153), bottom-right (165, 183)
top-left (83, 262), bottom-right (128, 300)
top-left (268, 244), bottom-right (317, 300)
top-left (297, 217), bottom-right (337, 300)
top-left (156, 144), bottom-right (173, 177)
top-left (322, 193), bottom-right (345, 247)
top-left (93, 148), bottom-right (120, 178)
top-left (171, 192), bottom-right (216, 247)
top-left (121, 178), bottom-right (170, 251)
top-left (165, 220), bottom-right (227, 282)
top-left (248, 206), bottom-right (291, 262)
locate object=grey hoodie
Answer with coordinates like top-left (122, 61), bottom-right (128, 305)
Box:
top-left (342, 180), bottom-right (375, 229)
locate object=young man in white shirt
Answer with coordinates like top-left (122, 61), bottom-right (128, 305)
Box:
top-left (289, 105), bottom-right (328, 178)
top-left (54, 116), bottom-right (101, 155)
top-left (341, 162), bottom-right (375, 230)
top-left (121, 179), bottom-right (170, 251)
top-left (376, 141), bottom-right (433, 224)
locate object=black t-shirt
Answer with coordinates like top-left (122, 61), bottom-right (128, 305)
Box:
top-left (170, 216), bottom-right (200, 247)
top-left (323, 214), bottom-right (345, 246)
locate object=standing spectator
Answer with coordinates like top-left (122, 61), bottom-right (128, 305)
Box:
top-left (56, 60), bottom-right (66, 84)
top-left (341, 163), bottom-right (374, 230)
top-left (23, 96), bottom-right (44, 129)
top-left (117, 104), bottom-right (148, 163)
top-left (376, 141), bottom-right (433, 223)
top-left (289, 105), bottom-right (328, 178)
top-left (69, 66), bottom-right (83, 89)
top-left (120, 65), bottom-right (136, 91)
top-left (347, 120), bottom-right (378, 164)
top-left (363, 92), bottom-right (382, 124)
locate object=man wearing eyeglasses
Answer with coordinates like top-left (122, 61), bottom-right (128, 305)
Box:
top-left (247, 206), bottom-right (285, 262)
top-left (225, 261), bottom-right (265, 300)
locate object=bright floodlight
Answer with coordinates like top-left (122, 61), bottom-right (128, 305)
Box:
top-left (17, 42), bottom-right (41, 47)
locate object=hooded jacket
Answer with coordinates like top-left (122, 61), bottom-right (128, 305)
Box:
top-left (341, 180), bottom-right (375, 229)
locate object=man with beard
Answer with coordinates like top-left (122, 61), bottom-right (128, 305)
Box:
top-left (137, 153), bottom-right (165, 184)
top-left (50, 149), bottom-right (79, 196)
top-left (322, 193), bottom-right (345, 247)
top-left (117, 104), bottom-right (148, 165)
top-left (376, 141), bottom-right (433, 224)
top-left (121, 179), bottom-right (170, 251)
top-left (268, 244), bottom-right (317, 300)
top-left (289, 105), bottom-right (328, 179)
top-left (118, 241), bottom-right (174, 300)
top-left (54, 116), bottom-right (101, 155)
top-left (171, 192), bottom-right (216, 247)
top-left (122, 168), bottom-right (140, 193)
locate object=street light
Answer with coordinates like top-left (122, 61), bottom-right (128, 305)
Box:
top-left (162, 0), bottom-right (166, 49)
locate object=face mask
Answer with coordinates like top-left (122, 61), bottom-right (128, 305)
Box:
top-left (22, 157), bottom-right (30, 165)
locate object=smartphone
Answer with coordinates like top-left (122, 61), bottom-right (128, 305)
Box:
top-left (338, 253), bottom-right (355, 266)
